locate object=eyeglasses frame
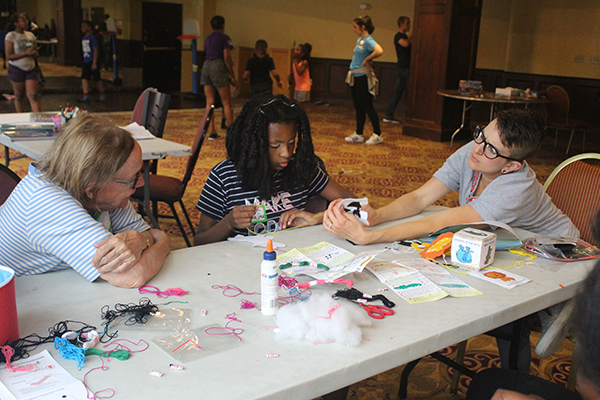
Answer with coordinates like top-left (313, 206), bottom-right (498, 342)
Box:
top-left (112, 170), bottom-right (142, 189)
top-left (473, 126), bottom-right (522, 163)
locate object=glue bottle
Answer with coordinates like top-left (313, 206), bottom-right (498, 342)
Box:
top-left (261, 239), bottom-right (279, 316)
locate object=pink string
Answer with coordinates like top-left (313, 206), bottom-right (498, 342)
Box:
top-left (313, 304), bottom-right (340, 345)
top-left (138, 285), bottom-right (189, 298)
top-left (1, 345), bottom-right (38, 372)
top-left (212, 284), bottom-right (259, 297)
top-left (102, 339), bottom-right (149, 354)
top-left (84, 357), bottom-right (115, 400)
top-left (240, 299), bottom-right (259, 310)
top-left (279, 275), bottom-right (298, 288)
top-left (205, 312), bottom-right (245, 341)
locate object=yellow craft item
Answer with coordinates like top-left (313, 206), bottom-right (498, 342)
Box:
top-left (509, 247), bottom-right (537, 259)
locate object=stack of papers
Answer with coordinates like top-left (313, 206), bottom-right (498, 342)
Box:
top-left (367, 258), bottom-right (483, 304)
top-left (0, 350), bottom-right (87, 400)
top-left (1, 123), bottom-right (57, 141)
top-left (121, 122), bottom-right (156, 140)
top-left (277, 242), bottom-right (384, 280)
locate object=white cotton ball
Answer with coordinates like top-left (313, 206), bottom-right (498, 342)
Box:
top-left (274, 301), bottom-right (310, 341)
top-left (274, 292), bottom-right (372, 346)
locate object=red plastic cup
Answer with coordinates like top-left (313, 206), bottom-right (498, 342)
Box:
top-left (0, 266), bottom-right (19, 346)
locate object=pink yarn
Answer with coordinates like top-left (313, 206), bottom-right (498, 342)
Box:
top-left (102, 339), bottom-right (149, 354)
top-left (138, 285), bottom-right (189, 298)
top-left (240, 299), bottom-right (259, 310)
top-left (1, 345), bottom-right (38, 372)
top-left (313, 304), bottom-right (340, 345)
top-left (212, 284), bottom-right (259, 297)
top-left (84, 357), bottom-right (115, 400)
top-left (205, 313), bottom-right (245, 341)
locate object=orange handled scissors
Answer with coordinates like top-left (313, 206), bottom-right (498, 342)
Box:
top-left (340, 298), bottom-right (394, 319)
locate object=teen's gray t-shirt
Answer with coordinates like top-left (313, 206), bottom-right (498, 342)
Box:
top-left (433, 142), bottom-right (579, 238)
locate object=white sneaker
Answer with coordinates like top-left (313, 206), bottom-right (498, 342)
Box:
top-left (366, 134), bottom-right (384, 145)
top-left (345, 132), bottom-right (365, 143)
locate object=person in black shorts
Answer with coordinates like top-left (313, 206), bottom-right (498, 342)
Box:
top-left (78, 20), bottom-right (105, 103)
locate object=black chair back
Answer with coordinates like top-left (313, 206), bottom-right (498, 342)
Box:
top-left (182, 106), bottom-right (214, 192)
top-left (0, 164), bottom-right (21, 206)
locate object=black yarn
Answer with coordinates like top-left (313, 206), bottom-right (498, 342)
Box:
top-left (333, 287), bottom-right (396, 308)
top-left (1, 320), bottom-right (96, 364)
top-left (100, 297), bottom-right (158, 342)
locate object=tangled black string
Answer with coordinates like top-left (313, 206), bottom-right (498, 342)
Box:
top-left (333, 287), bottom-right (396, 308)
top-left (1, 320), bottom-right (96, 364)
top-left (100, 298), bottom-right (158, 342)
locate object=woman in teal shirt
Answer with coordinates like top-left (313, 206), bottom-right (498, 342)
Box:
top-left (344, 15), bottom-right (384, 145)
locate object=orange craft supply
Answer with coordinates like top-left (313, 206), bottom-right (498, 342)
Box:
top-left (266, 239), bottom-right (273, 253)
top-left (420, 232), bottom-right (454, 259)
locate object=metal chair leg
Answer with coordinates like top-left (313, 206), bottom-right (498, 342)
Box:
top-left (398, 358), bottom-right (422, 399)
top-left (450, 340), bottom-right (468, 394)
top-left (179, 199), bottom-right (196, 237)
top-left (566, 129), bottom-right (575, 155)
top-left (168, 202), bottom-right (191, 247)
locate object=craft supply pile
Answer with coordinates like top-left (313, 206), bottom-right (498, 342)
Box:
top-left (2, 200), bottom-right (599, 398)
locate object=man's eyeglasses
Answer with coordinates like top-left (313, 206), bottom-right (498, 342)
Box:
top-left (112, 170), bottom-right (141, 189)
top-left (473, 126), bottom-right (521, 162)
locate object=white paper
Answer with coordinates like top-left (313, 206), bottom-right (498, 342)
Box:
top-left (338, 198), bottom-right (369, 225)
top-left (121, 122), bottom-right (156, 140)
top-left (393, 259), bottom-right (483, 297)
top-left (227, 234), bottom-right (285, 249)
top-left (468, 268), bottom-right (531, 289)
top-left (0, 350), bottom-right (88, 400)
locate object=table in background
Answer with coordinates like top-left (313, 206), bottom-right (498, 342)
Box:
top-left (0, 113), bottom-right (191, 228)
top-left (437, 89), bottom-right (553, 145)
top-left (14, 208), bottom-right (595, 399)
top-left (37, 39), bottom-right (58, 61)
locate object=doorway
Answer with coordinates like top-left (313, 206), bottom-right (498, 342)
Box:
top-left (142, 2), bottom-right (182, 92)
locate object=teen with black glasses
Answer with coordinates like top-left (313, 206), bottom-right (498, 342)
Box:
top-left (325, 108), bottom-right (578, 372)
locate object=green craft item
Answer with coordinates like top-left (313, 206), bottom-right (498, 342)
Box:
top-left (85, 348), bottom-right (130, 360)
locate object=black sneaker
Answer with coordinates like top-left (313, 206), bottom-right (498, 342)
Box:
top-left (77, 97), bottom-right (90, 104)
top-left (208, 132), bottom-right (221, 140)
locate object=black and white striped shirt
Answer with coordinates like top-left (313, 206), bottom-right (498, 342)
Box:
top-left (197, 160), bottom-right (329, 236)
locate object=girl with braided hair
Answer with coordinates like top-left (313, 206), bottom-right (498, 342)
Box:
top-left (194, 94), bottom-right (354, 245)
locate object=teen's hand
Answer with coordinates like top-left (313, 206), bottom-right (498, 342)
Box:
top-left (227, 205), bottom-right (258, 229)
top-left (279, 209), bottom-right (318, 230)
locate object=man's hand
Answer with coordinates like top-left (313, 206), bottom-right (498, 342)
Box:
top-left (92, 230), bottom-right (146, 274)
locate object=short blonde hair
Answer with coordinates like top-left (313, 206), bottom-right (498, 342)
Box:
top-left (38, 114), bottom-right (135, 209)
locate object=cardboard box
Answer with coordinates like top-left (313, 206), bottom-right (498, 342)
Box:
top-left (495, 87), bottom-right (521, 98)
top-left (459, 80), bottom-right (482, 95)
top-left (450, 228), bottom-right (497, 270)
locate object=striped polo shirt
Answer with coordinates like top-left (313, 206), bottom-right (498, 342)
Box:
top-left (196, 160), bottom-right (329, 236)
top-left (0, 163), bottom-right (150, 281)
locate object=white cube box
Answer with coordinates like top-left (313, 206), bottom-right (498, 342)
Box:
top-left (495, 87), bottom-right (520, 98)
top-left (450, 228), bottom-right (497, 270)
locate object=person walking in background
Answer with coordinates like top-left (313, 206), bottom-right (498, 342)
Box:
top-left (78, 20), bottom-right (106, 104)
top-left (291, 43), bottom-right (312, 103)
top-left (201, 15), bottom-right (237, 140)
top-left (344, 15), bottom-right (384, 145)
top-left (383, 16), bottom-right (411, 124)
top-left (100, 14), bottom-right (116, 71)
top-left (242, 39), bottom-right (283, 97)
top-left (4, 12), bottom-right (41, 112)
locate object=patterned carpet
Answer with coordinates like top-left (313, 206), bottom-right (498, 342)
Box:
top-left (1, 101), bottom-right (588, 399)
